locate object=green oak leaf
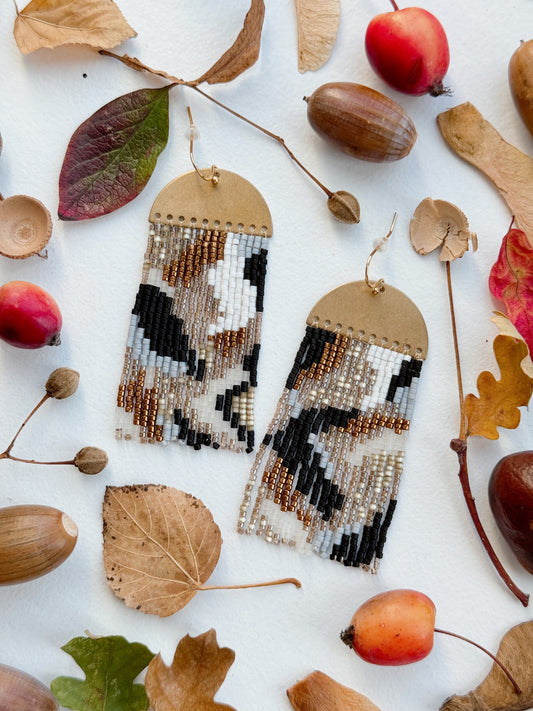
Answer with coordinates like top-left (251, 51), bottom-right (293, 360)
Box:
top-left (58, 86), bottom-right (170, 221)
top-left (51, 634), bottom-right (154, 711)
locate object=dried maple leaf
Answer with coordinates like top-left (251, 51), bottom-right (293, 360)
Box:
top-left (440, 620), bottom-right (533, 711)
top-left (103, 484), bottom-right (300, 617)
top-left (51, 634), bottom-right (154, 711)
top-left (287, 670), bottom-right (381, 711)
top-left (464, 334), bottom-right (533, 439)
top-left (13, 0), bottom-right (136, 55)
top-left (489, 226), bottom-right (533, 356)
top-left (294, 0), bottom-right (340, 72)
top-left (145, 629), bottom-right (236, 711)
top-left (490, 311), bottom-right (533, 379)
top-left (193, 0), bottom-right (265, 85)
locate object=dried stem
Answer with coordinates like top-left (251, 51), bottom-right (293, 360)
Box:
top-left (1, 454), bottom-right (75, 466)
top-left (99, 50), bottom-right (333, 197)
top-left (446, 263), bottom-right (529, 606)
top-left (200, 577), bottom-right (301, 591)
top-left (389, 0), bottom-right (400, 9)
top-left (3, 393), bottom-right (50, 456)
top-left (434, 627), bottom-right (522, 695)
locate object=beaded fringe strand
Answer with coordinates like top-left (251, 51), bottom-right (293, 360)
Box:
top-left (116, 222), bottom-right (268, 451)
top-left (237, 324), bottom-right (423, 571)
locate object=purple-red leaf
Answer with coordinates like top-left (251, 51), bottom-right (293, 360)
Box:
top-left (489, 227), bottom-right (533, 355)
top-left (59, 87), bottom-right (170, 221)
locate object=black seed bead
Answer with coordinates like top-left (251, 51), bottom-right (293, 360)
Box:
top-left (238, 425), bottom-right (247, 441)
top-left (344, 532), bottom-right (359, 566)
top-left (178, 417), bottom-right (189, 440)
top-left (223, 388), bottom-right (233, 422)
top-left (375, 499), bottom-right (397, 560)
top-left (215, 394), bottom-right (224, 411)
top-left (262, 433), bottom-right (273, 446)
top-left (231, 412), bottom-right (240, 429)
top-left (354, 525), bottom-right (372, 567)
top-left (362, 512), bottom-right (383, 566)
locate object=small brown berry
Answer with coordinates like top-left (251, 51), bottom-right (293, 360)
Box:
top-left (74, 447), bottom-right (108, 475)
top-left (45, 368), bottom-right (80, 399)
top-left (327, 191), bottom-right (360, 224)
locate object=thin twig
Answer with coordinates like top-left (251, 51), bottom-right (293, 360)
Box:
top-left (446, 261), bottom-right (466, 440)
top-left (200, 577), bottom-right (301, 591)
top-left (3, 454), bottom-right (75, 466)
top-left (4, 393), bottom-right (50, 455)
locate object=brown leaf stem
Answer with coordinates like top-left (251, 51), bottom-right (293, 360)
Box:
top-left (434, 627), bottom-right (522, 695)
top-left (200, 577), bottom-right (302, 591)
top-left (1, 454), bottom-right (75, 466)
top-left (99, 49), bottom-right (334, 197)
top-left (3, 393), bottom-right (50, 456)
top-left (446, 263), bottom-right (529, 606)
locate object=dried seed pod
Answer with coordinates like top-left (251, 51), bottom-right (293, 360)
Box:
top-left (0, 195), bottom-right (52, 259)
top-left (0, 664), bottom-right (58, 710)
top-left (328, 190), bottom-right (360, 223)
top-left (305, 82), bottom-right (417, 162)
top-left (74, 447), bottom-right (108, 475)
top-left (0, 505), bottom-right (78, 585)
top-left (409, 198), bottom-right (477, 261)
top-left (45, 367), bottom-right (80, 399)
top-left (509, 39), bottom-right (533, 139)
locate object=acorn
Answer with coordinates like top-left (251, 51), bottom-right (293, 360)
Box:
top-left (0, 664), bottom-right (58, 710)
top-left (0, 505), bottom-right (78, 585)
top-left (305, 82), bottom-right (417, 162)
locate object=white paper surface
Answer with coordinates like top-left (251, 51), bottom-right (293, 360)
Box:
top-left (1, 1), bottom-right (533, 710)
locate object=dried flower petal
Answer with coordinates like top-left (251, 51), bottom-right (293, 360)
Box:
top-left (45, 368), bottom-right (80, 399)
top-left (74, 447), bottom-right (108, 475)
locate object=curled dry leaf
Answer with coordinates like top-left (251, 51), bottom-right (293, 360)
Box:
top-left (145, 629), bottom-right (236, 711)
top-left (294, 0), bottom-right (340, 72)
top-left (103, 485), bottom-right (222, 617)
top-left (409, 198), bottom-right (477, 261)
top-left (437, 102), bottom-right (533, 247)
top-left (59, 87), bottom-right (170, 220)
top-left (464, 334), bottom-right (533, 439)
top-left (489, 226), bottom-right (533, 356)
top-left (287, 670), bottom-right (381, 711)
top-left (490, 311), bottom-right (533, 379)
top-left (13, 0), bottom-right (136, 55)
top-left (193, 0), bottom-right (265, 85)
top-left (440, 620), bottom-right (533, 711)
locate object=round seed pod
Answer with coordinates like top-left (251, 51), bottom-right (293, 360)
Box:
top-left (74, 447), bottom-right (108, 475)
top-left (45, 367), bottom-right (80, 399)
top-left (328, 191), bottom-right (360, 224)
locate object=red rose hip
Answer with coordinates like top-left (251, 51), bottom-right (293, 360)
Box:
top-left (0, 280), bottom-right (62, 349)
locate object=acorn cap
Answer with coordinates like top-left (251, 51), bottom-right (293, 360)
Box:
top-left (0, 194), bottom-right (52, 259)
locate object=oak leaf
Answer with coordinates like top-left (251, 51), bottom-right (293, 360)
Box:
top-left (50, 634), bottom-right (154, 711)
top-left (489, 226), bottom-right (533, 356)
top-left (145, 629), bottom-right (236, 711)
top-left (193, 0), bottom-right (265, 85)
top-left (58, 87), bottom-right (170, 220)
top-left (103, 485), bottom-right (222, 617)
top-left (440, 620), bottom-right (533, 711)
top-left (294, 0), bottom-right (340, 72)
top-left (490, 311), bottom-right (533, 379)
top-left (287, 670), bottom-right (381, 711)
top-left (465, 334), bottom-right (533, 439)
top-left (14, 0), bottom-right (136, 55)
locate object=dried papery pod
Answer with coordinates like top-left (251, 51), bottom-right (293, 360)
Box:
top-left (74, 447), bottom-right (108, 475)
top-left (328, 190), bottom-right (360, 223)
top-left (509, 39), bottom-right (533, 139)
top-left (45, 368), bottom-right (80, 399)
top-left (287, 670), bottom-right (381, 711)
top-left (409, 197), bottom-right (477, 261)
top-left (0, 663), bottom-right (58, 710)
top-left (305, 82), bottom-right (417, 162)
top-left (0, 504), bottom-right (78, 584)
top-left (0, 194), bottom-right (52, 259)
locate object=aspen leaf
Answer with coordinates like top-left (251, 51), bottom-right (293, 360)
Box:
top-left (440, 621), bottom-right (533, 711)
top-left (51, 634), bottom-right (154, 711)
top-left (103, 485), bottom-right (222, 617)
top-left (58, 87), bottom-right (170, 221)
top-left (294, 0), bottom-right (340, 72)
top-left (464, 335), bottom-right (533, 439)
top-left (14, 0), bottom-right (136, 55)
top-left (145, 629), bottom-right (236, 711)
top-left (490, 311), bottom-right (533, 379)
top-left (193, 0), bottom-right (265, 85)
top-left (489, 226), bottom-right (533, 356)
top-left (287, 670), bottom-right (381, 711)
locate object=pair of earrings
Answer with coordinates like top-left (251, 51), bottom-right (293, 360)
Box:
top-left (114, 110), bottom-right (428, 571)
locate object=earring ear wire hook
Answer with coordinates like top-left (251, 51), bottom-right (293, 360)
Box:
top-left (186, 106), bottom-right (220, 186)
top-left (365, 212), bottom-right (398, 295)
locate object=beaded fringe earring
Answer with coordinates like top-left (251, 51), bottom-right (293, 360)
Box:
top-left (237, 216), bottom-right (428, 571)
top-left (115, 114), bottom-right (273, 451)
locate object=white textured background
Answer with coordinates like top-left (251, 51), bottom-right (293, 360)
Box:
top-left (1, 1), bottom-right (533, 709)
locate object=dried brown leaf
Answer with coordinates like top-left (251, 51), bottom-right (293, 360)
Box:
top-left (102, 485), bottom-right (222, 617)
top-left (294, 0), bottom-right (340, 72)
top-left (409, 198), bottom-right (477, 262)
top-left (145, 629), bottom-right (235, 711)
top-left (490, 312), bottom-right (533, 379)
top-left (464, 335), bottom-right (533, 439)
top-left (441, 621), bottom-right (533, 711)
top-left (14, 0), bottom-right (136, 55)
top-left (193, 0), bottom-right (265, 85)
top-left (287, 670), bottom-right (381, 711)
